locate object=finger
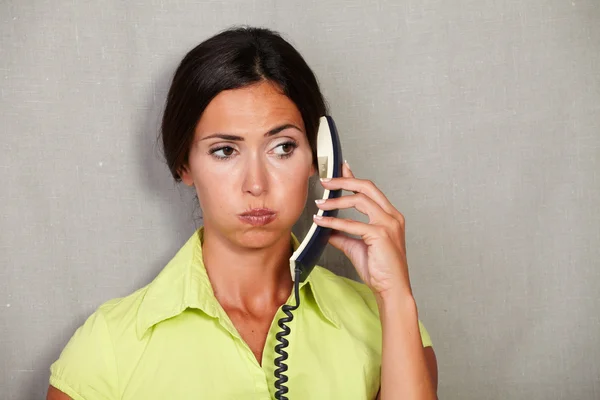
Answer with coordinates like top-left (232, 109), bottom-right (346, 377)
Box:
top-left (313, 213), bottom-right (383, 239)
top-left (321, 176), bottom-right (401, 219)
top-left (315, 193), bottom-right (391, 225)
top-left (342, 160), bottom-right (359, 194)
top-left (342, 160), bottom-right (356, 180)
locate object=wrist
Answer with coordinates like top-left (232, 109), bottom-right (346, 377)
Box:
top-left (375, 288), bottom-right (417, 317)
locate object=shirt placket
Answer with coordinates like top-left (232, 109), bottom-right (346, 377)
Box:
top-left (212, 304), bottom-right (274, 399)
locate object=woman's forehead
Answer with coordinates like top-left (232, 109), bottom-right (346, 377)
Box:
top-left (195, 82), bottom-right (305, 139)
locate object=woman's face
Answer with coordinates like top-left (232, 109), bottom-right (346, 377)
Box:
top-left (180, 81), bottom-right (316, 249)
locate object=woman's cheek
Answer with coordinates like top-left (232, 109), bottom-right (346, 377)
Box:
top-left (279, 167), bottom-right (311, 215)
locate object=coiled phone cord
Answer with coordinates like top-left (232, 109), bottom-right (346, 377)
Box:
top-left (273, 266), bottom-right (301, 400)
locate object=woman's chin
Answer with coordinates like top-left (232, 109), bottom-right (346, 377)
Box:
top-left (235, 226), bottom-right (291, 249)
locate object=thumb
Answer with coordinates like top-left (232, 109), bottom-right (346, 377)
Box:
top-left (328, 230), bottom-right (370, 282)
top-left (328, 230), bottom-right (361, 260)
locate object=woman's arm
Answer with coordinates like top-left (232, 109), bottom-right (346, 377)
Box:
top-left (46, 385), bottom-right (72, 400)
top-left (376, 293), bottom-right (437, 399)
top-left (424, 347), bottom-right (439, 391)
top-left (313, 161), bottom-right (438, 399)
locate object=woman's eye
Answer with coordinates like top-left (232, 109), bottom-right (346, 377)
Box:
top-left (209, 141), bottom-right (297, 160)
top-left (273, 141), bottom-right (298, 157)
top-left (210, 146), bottom-right (236, 159)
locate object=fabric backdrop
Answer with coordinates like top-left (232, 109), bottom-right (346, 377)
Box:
top-left (1, 1), bottom-right (599, 399)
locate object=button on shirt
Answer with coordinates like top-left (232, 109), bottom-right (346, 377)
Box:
top-left (50, 227), bottom-right (432, 399)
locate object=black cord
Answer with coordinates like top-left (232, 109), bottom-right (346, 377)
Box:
top-left (273, 267), bottom-right (301, 400)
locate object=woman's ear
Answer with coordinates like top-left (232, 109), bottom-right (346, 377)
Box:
top-left (310, 162), bottom-right (317, 177)
top-left (179, 165), bottom-right (194, 187)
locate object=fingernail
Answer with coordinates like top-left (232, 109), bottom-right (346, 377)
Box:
top-left (320, 178), bottom-right (331, 182)
top-left (315, 199), bottom-right (326, 204)
top-left (313, 214), bottom-right (323, 220)
top-left (344, 159), bottom-right (351, 169)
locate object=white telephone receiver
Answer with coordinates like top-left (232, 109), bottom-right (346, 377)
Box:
top-left (289, 116), bottom-right (343, 282)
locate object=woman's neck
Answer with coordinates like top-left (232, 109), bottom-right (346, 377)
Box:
top-left (200, 227), bottom-right (294, 313)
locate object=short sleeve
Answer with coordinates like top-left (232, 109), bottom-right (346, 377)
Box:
top-left (49, 309), bottom-right (119, 400)
top-left (418, 320), bottom-right (433, 348)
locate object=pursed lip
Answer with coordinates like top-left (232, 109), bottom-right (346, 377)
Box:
top-left (239, 208), bottom-right (277, 217)
top-left (238, 208), bottom-right (277, 226)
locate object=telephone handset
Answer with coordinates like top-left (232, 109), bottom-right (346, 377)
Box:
top-left (274, 115), bottom-right (343, 400)
top-left (289, 116), bottom-right (344, 282)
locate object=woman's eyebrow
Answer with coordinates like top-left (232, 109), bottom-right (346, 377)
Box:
top-left (200, 123), bottom-right (302, 141)
top-left (265, 123), bottom-right (302, 137)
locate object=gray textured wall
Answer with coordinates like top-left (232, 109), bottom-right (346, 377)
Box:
top-left (1, 1), bottom-right (599, 399)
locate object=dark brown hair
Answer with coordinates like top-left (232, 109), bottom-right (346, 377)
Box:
top-left (161, 26), bottom-right (328, 181)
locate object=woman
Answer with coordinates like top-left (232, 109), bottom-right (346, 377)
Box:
top-left (47, 26), bottom-right (438, 400)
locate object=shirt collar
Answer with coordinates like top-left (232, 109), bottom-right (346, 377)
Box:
top-left (136, 227), bottom-right (339, 339)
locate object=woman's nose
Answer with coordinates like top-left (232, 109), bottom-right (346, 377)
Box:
top-left (241, 156), bottom-right (268, 196)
